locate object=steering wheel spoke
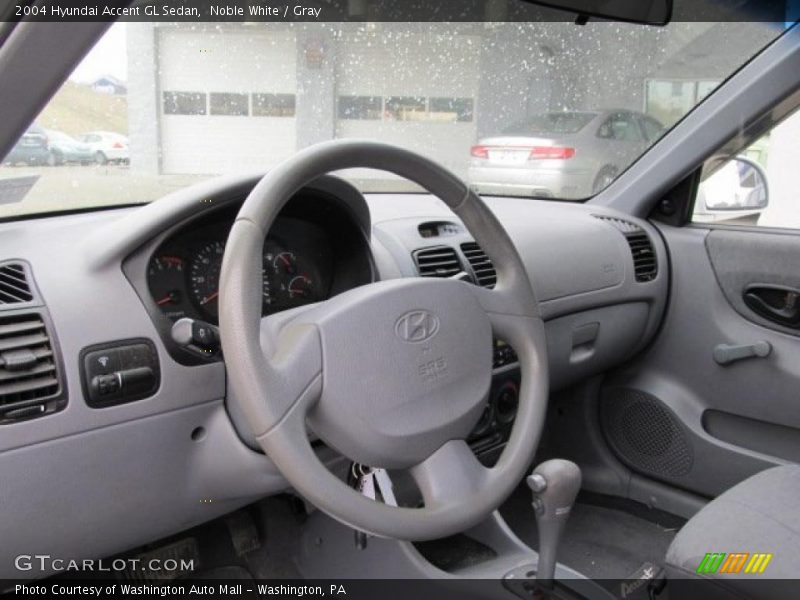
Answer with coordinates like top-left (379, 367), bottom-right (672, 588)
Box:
top-left (410, 439), bottom-right (492, 509)
top-left (230, 311), bottom-right (324, 438)
top-left (467, 280), bottom-right (516, 314)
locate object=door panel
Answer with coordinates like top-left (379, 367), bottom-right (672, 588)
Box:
top-left (601, 225), bottom-right (800, 498)
top-left (706, 229), bottom-right (800, 335)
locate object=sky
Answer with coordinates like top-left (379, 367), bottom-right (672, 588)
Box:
top-left (70, 23), bottom-right (128, 83)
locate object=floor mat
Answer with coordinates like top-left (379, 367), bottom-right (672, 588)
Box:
top-left (500, 484), bottom-right (680, 594)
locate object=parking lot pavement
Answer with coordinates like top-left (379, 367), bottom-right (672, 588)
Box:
top-left (0, 164), bottom-right (206, 218)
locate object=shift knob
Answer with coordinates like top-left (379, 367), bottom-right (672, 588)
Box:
top-left (527, 459), bottom-right (582, 586)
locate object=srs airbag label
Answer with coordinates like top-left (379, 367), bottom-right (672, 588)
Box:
top-left (419, 356), bottom-right (448, 382)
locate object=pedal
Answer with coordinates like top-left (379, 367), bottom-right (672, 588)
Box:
top-left (225, 509), bottom-right (261, 557)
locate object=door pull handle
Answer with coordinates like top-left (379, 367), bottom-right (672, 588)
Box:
top-left (743, 285), bottom-right (800, 329)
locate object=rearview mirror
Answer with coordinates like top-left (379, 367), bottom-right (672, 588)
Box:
top-left (519, 0), bottom-right (673, 25)
top-left (699, 156), bottom-right (769, 213)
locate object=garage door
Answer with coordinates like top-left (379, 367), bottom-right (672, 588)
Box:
top-left (335, 28), bottom-right (480, 178)
top-left (158, 27), bottom-right (297, 175)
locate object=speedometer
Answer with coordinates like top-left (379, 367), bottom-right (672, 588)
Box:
top-left (188, 240), bottom-right (276, 322)
top-left (189, 241), bottom-right (225, 320)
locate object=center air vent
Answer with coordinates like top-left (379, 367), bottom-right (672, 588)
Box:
top-left (0, 313), bottom-right (63, 423)
top-left (0, 262), bottom-right (34, 305)
top-left (461, 242), bottom-right (497, 288)
top-left (594, 215), bottom-right (658, 283)
top-left (413, 246), bottom-right (462, 278)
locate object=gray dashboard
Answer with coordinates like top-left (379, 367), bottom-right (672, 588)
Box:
top-left (369, 194), bottom-right (667, 389)
top-left (0, 175), bottom-right (667, 578)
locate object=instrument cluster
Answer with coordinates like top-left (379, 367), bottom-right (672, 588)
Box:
top-left (147, 216), bottom-right (334, 324)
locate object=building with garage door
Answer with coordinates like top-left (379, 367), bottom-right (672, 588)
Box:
top-left (126, 22), bottom-right (774, 180)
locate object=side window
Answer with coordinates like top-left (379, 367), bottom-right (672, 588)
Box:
top-left (640, 116), bottom-right (665, 143)
top-left (209, 93), bottom-right (249, 116)
top-left (429, 98), bottom-right (474, 123)
top-left (598, 113), bottom-right (642, 141)
top-left (163, 91), bottom-right (207, 116)
top-left (692, 105), bottom-right (800, 228)
top-left (252, 93), bottom-right (296, 117)
top-left (338, 96), bottom-right (382, 120)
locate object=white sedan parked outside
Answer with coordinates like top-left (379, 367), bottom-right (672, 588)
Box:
top-left (78, 131), bottom-right (129, 165)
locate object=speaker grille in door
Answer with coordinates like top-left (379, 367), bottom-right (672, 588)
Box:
top-left (601, 388), bottom-right (694, 478)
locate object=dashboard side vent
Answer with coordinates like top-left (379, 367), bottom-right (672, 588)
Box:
top-left (626, 232), bottom-right (658, 282)
top-left (412, 246), bottom-right (463, 279)
top-left (461, 242), bottom-right (497, 289)
top-left (593, 215), bottom-right (658, 283)
top-left (0, 313), bottom-right (62, 422)
top-left (0, 263), bottom-right (33, 305)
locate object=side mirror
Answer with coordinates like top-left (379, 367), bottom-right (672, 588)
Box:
top-left (698, 156), bottom-right (769, 214)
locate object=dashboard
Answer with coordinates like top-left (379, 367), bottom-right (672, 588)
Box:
top-left (0, 173), bottom-right (668, 578)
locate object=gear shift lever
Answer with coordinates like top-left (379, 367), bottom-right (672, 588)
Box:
top-left (527, 459), bottom-right (582, 587)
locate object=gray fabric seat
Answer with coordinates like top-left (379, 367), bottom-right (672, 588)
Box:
top-left (665, 465), bottom-right (800, 599)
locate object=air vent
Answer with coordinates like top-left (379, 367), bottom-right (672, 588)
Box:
top-left (413, 246), bottom-right (462, 278)
top-left (461, 242), bottom-right (497, 289)
top-left (626, 232), bottom-right (658, 282)
top-left (0, 263), bottom-right (33, 305)
top-left (0, 313), bottom-right (62, 422)
top-left (594, 215), bottom-right (658, 283)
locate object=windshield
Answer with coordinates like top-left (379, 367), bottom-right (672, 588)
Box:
top-left (502, 112), bottom-right (597, 136)
top-left (0, 18), bottom-right (788, 218)
top-left (47, 131), bottom-right (75, 143)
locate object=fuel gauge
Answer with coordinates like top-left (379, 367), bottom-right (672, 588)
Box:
top-left (263, 247), bottom-right (320, 311)
top-left (287, 275), bottom-right (314, 299)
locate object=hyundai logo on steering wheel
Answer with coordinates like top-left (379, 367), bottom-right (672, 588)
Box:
top-left (395, 310), bottom-right (440, 343)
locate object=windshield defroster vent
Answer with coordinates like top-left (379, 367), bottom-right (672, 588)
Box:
top-left (0, 263), bottom-right (33, 305)
top-left (461, 242), bottom-right (497, 289)
top-left (594, 215), bottom-right (658, 283)
top-left (413, 246), bottom-right (462, 278)
top-left (0, 313), bottom-right (64, 423)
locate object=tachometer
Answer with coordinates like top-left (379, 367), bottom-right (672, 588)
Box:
top-left (147, 255), bottom-right (187, 320)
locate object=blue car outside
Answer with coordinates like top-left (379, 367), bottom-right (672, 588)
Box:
top-left (3, 124), bottom-right (49, 166)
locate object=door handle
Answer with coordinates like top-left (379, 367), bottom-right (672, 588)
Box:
top-left (743, 285), bottom-right (800, 329)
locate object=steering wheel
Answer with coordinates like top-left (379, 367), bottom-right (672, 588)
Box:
top-left (219, 140), bottom-right (548, 541)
